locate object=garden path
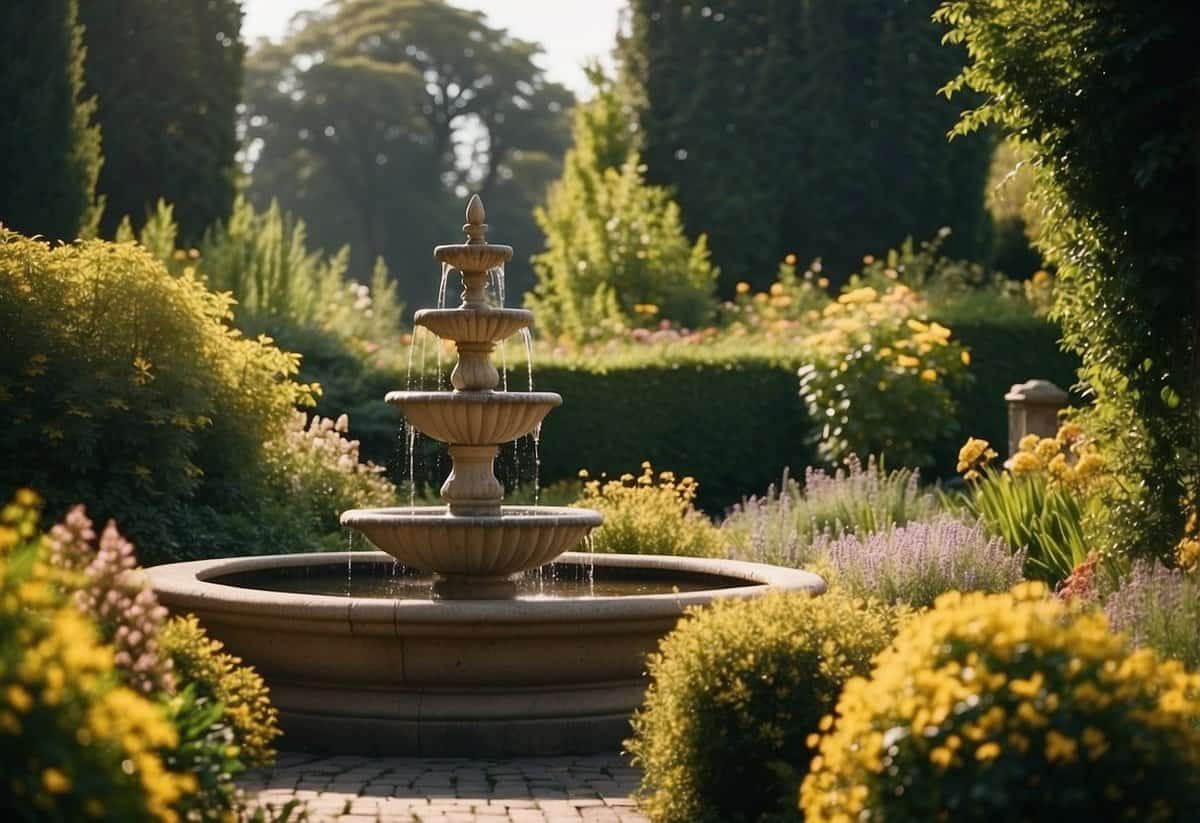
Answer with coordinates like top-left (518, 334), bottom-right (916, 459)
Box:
top-left (239, 751), bottom-right (649, 823)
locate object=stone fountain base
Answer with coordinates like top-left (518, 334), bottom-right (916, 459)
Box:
top-left (147, 551), bottom-right (824, 756)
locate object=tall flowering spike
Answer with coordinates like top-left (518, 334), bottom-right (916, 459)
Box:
top-left (49, 508), bottom-right (174, 695)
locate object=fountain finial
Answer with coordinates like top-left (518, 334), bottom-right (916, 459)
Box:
top-left (464, 194), bottom-right (487, 245)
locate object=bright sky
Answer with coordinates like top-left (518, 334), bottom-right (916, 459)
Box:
top-left (241, 0), bottom-right (623, 96)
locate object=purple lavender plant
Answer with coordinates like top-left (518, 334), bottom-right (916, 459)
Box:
top-left (823, 515), bottom-right (1025, 608)
top-left (1104, 561), bottom-right (1200, 669)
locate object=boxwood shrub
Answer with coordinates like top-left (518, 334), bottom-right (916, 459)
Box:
top-left (627, 590), bottom-right (903, 823)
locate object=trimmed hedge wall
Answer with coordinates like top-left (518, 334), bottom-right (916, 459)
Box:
top-left (306, 315), bottom-right (1078, 513)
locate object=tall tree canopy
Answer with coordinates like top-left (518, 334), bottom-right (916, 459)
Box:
top-left (243, 0), bottom-right (572, 305)
top-left (78, 0), bottom-right (245, 243)
top-left (939, 0), bottom-right (1200, 563)
top-left (620, 0), bottom-right (994, 291)
top-left (0, 0), bottom-right (102, 240)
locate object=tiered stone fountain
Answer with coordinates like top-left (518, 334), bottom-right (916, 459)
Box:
top-left (147, 197), bottom-right (825, 756)
top-left (340, 195), bottom-right (603, 598)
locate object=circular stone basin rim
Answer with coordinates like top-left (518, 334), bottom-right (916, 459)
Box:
top-left (144, 551), bottom-right (826, 625)
top-left (340, 506), bottom-right (604, 528)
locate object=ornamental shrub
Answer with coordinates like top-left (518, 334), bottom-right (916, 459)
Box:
top-left (577, 463), bottom-right (722, 557)
top-left (628, 590), bottom-right (902, 823)
top-left (801, 583), bottom-right (1200, 822)
top-left (0, 494), bottom-right (197, 821)
top-left (0, 229), bottom-right (319, 560)
top-left (797, 282), bottom-right (969, 468)
top-left (159, 614), bottom-right (280, 767)
top-left (161, 685), bottom-right (244, 823)
top-left (724, 456), bottom-right (940, 568)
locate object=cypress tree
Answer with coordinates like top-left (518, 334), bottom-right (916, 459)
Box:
top-left (79, 0), bottom-right (245, 243)
top-left (621, 0), bottom-right (993, 291)
top-left (0, 0), bottom-right (102, 240)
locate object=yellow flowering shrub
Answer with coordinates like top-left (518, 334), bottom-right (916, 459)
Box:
top-left (801, 583), bottom-right (1200, 822)
top-left (798, 282), bottom-right (969, 468)
top-left (158, 615), bottom-right (281, 767)
top-left (628, 590), bottom-right (903, 823)
top-left (577, 463), bottom-right (723, 557)
top-left (0, 494), bottom-right (196, 821)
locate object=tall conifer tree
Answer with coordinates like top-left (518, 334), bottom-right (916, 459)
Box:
top-left (0, 0), bottom-right (102, 240)
top-left (79, 0), bottom-right (245, 242)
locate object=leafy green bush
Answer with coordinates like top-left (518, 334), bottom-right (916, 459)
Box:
top-left (159, 614), bottom-right (281, 768)
top-left (161, 685), bottom-right (244, 822)
top-left (802, 583), bottom-right (1200, 821)
top-left (577, 463), bottom-right (722, 557)
top-left (528, 69), bottom-right (717, 342)
top-left (0, 229), bottom-right (320, 559)
top-left (628, 590), bottom-right (902, 823)
top-left (724, 457), bottom-right (940, 567)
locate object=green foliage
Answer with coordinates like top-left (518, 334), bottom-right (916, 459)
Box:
top-left (983, 139), bottom-right (1043, 278)
top-left (243, 0), bottom-right (572, 305)
top-left (0, 228), bottom-right (364, 561)
top-left (802, 584), bottom-right (1200, 821)
top-left (724, 457), bottom-right (940, 567)
top-left (577, 463), bottom-right (723, 557)
top-left (937, 0), bottom-right (1200, 564)
top-left (628, 590), bottom-right (902, 823)
top-left (528, 69), bottom-right (717, 341)
top-left (160, 685), bottom-right (244, 823)
top-left (159, 615), bottom-right (281, 768)
top-left (0, 0), bottom-right (101, 240)
top-left (79, 0), bottom-right (244, 242)
top-left (620, 0), bottom-right (994, 291)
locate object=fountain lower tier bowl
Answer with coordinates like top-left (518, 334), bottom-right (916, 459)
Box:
top-left (387, 390), bottom-right (560, 444)
top-left (146, 551), bottom-right (825, 756)
top-left (339, 506), bottom-right (604, 581)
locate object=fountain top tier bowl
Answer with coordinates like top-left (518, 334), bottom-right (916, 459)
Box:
top-left (340, 195), bottom-right (604, 591)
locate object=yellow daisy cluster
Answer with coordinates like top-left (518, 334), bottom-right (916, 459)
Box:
top-left (1008, 423), bottom-right (1108, 495)
top-left (577, 463), bottom-right (722, 557)
top-left (1, 493), bottom-right (196, 821)
top-left (956, 436), bottom-right (998, 480)
top-left (800, 583), bottom-right (1200, 821)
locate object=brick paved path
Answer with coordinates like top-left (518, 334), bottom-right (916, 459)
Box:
top-left (239, 752), bottom-right (650, 823)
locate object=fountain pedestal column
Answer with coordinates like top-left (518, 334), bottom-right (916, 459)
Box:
top-left (441, 444), bottom-right (502, 516)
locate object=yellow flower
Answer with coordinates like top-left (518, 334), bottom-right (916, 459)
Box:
top-left (975, 742), bottom-right (1001, 761)
top-left (785, 253), bottom-right (798, 265)
top-left (1018, 434), bottom-right (1040, 453)
top-left (735, 281), bottom-right (751, 294)
top-left (961, 350), bottom-right (971, 366)
top-left (6, 685), bottom-right (32, 713)
top-left (920, 369), bottom-right (938, 382)
top-left (770, 282), bottom-right (785, 296)
top-left (1010, 451), bottom-right (1041, 476)
top-left (42, 768), bottom-right (71, 794)
top-left (1044, 730), bottom-right (1078, 763)
top-left (897, 354), bottom-right (920, 369)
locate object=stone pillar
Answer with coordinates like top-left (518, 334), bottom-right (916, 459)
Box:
top-left (1005, 379), bottom-right (1069, 456)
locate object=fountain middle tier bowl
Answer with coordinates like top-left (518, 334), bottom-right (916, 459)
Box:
top-left (339, 505), bottom-right (604, 579)
top-left (415, 307), bottom-right (533, 344)
top-left (386, 390), bottom-right (561, 444)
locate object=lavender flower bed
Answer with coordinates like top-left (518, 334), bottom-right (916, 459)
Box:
top-left (822, 516), bottom-right (1025, 608)
top-left (1105, 561), bottom-right (1200, 669)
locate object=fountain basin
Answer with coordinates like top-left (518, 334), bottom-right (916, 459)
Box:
top-left (146, 551), bottom-right (825, 756)
top-left (387, 390), bottom-right (560, 444)
top-left (339, 505), bottom-right (604, 580)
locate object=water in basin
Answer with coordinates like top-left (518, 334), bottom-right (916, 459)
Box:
top-left (212, 559), bottom-right (750, 600)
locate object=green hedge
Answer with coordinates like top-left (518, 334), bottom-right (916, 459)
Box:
top-left (314, 313), bottom-right (1077, 512)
